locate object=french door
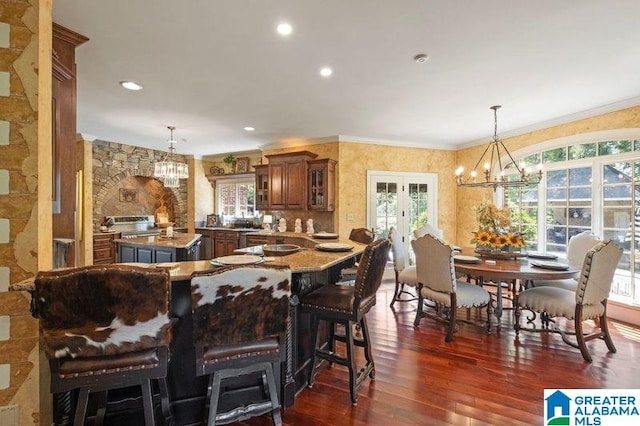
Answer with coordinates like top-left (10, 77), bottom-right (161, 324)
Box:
top-left (366, 171), bottom-right (438, 258)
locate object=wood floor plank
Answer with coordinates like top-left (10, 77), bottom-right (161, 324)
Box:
top-left (241, 281), bottom-right (640, 425)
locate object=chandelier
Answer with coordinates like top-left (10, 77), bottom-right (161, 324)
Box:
top-left (153, 126), bottom-right (189, 188)
top-left (455, 105), bottom-right (542, 190)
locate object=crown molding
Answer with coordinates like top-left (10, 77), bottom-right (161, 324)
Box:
top-left (458, 96), bottom-right (640, 150)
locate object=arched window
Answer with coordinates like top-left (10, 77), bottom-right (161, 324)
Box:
top-left (500, 129), bottom-right (640, 304)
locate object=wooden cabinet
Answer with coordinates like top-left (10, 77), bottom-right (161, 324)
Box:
top-left (52, 24), bottom-right (88, 246)
top-left (213, 230), bottom-right (239, 257)
top-left (308, 159), bottom-right (336, 211)
top-left (246, 235), bottom-right (268, 247)
top-left (266, 151), bottom-right (318, 210)
top-left (117, 239), bottom-right (201, 263)
top-left (93, 233), bottom-right (119, 265)
top-left (254, 165), bottom-right (270, 210)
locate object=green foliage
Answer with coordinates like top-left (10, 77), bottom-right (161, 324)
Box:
top-left (223, 154), bottom-right (235, 165)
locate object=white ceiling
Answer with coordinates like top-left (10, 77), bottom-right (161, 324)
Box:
top-left (53, 0), bottom-right (640, 158)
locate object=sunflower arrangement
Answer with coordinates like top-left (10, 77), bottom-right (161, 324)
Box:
top-left (471, 201), bottom-right (526, 250)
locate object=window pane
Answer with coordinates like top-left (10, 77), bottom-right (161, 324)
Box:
top-left (543, 147), bottom-right (567, 163)
top-left (568, 143), bottom-right (597, 160)
top-left (569, 167), bottom-right (592, 186)
top-left (547, 169), bottom-right (567, 187)
top-left (599, 140), bottom-right (632, 156)
top-left (547, 188), bottom-right (566, 201)
top-left (522, 153), bottom-right (541, 167)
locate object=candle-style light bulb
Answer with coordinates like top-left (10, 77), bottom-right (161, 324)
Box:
top-left (484, 162), bottom-right (491, 171)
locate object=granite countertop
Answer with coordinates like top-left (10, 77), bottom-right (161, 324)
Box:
top-left (9, 243), bottom-right (365, 292)
top-left (113, 233), bottom-right (202, 248)
top-left (195, 227), bottom-right (261, 232)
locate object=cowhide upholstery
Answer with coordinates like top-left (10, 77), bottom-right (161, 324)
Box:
top-left (191, 265), bottom-right (291, 348)
top-left (35, 265), bottom-right (172, 360)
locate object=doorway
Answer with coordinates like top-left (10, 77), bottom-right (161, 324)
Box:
top-left (366, 171), bottom-right (438, 257)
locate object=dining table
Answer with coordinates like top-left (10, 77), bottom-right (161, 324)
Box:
top-left (453, 253), bottom-right (580, 324)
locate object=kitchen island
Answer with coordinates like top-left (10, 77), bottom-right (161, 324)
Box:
top-left (114, 233), bottom-right (202, 263)
top-left (12, 240), bottom-right (368, 425)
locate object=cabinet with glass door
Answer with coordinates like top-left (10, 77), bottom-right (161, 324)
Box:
top-left (308, 159), bottom-right (336, 211)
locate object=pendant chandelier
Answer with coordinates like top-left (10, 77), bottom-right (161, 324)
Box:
top-left (455, 105), bottom-right (542, 190)
top-left (153, 126), bottom-right (189, 188)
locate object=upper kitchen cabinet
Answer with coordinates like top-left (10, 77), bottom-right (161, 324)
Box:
top-left (266, 151), bottom-right (318, 210)
top-left (52, 23), bottom-right (88, 242)
top-left (254, 164), bottom-right (269, 210)
top-left (308, 159), bottom-right (336, 211)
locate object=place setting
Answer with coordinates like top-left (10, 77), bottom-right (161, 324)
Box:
top-left (210, 255), bottom-right (264, 266)
top-left (315, 242), bottom-right (354, 252)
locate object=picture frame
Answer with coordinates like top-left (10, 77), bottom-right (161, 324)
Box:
top-left (235, 157), bottom-right (250, 174)
top-left (119, 188), bottom-right (138, 202)
top-left (206, 214), bottom-right (220, 227)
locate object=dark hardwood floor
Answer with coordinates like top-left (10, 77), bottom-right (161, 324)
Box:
top-left (242, 279), bottom-right (640, 426)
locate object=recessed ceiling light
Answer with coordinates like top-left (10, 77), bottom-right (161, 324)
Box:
top-left (319, 67), bottom-right (333, 77)
top-left (276, 23), bottom-right (293, 36)
top-left (244, 126), bottom-right (255, 131)
top-left (119, 81), bottom-right (143, 91)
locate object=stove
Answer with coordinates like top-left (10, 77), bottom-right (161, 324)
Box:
top-left (105, 215), bottom-right (161, 238)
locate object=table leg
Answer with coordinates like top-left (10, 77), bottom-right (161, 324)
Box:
top-left (494, 280), bottom-right (503, 325)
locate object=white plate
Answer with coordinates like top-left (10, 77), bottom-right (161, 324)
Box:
top-left (312, 232), bottom-right (339, 239)
top-left (211, 255), bottom-right (264, 265)
top-left (453, 255), bottom-right (481, 264)
top-left (316, 242), bottom-right (354, 252)
top-left (530, 260), bottom-right (570, 270)
top-left (527, 252), bottom-right (558, 260)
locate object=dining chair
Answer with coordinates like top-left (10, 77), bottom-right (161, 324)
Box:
top-left (531, 230), bottom-right (601, 291)
top-left (339, 227), bottom-right (376, 283)
top-left (35, 265), bottom-right (174, 426)
top-left (388, 226), bottom-right (418, 307)
top-left (190, 265), bottom-right (291, 426)
top-left (413, 223), bottom-right (443, 240)
top-left (515, 239), bottom-right (622, 362)
top-left (300, 239), bottom-right (390, 405)
top-left (412, 234), bottom-right (492, 342)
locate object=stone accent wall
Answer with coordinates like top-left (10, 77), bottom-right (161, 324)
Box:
top-left (0, 1), bottom-right (46, 425)
top-left (92, 140), bottom-right (188, 228)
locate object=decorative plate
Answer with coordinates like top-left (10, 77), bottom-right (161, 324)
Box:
top-left (211, 255), bottom-right (264, 266)
top-left (530, 260), bottom-right (570, 270)
top-left (316, 243), bottom-right (354, 252)
top-left (527, 252), bottom-right (559, 260)
top-left (262, 244), bottom-right (300, 256)
top-left (312, 232), bottom-right (339, 239)
top-left (453, 255), bottom-right (481, 264)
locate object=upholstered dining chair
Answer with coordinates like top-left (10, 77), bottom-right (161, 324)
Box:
top-left (412, 234), bottom-right (492, 342)
top-left (515, 239), bottom-right (622, 362)
top-left (191, 265), bottom-right (291, 426)
top-left (531, 230), bottom-right (601, 291)
top-left (35, 265), bottom-right (174, 426)
top-left (300, 238), bottom-right (390, 405)
top-left (413, 223), bottom-right (443, 240)
top-left (388, 226), bottom-right (418, 307)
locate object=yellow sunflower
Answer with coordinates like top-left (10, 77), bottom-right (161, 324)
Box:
top-left (507, 233), bottom-right (524, 248)
top-left (475, 231), bottom-right (491, 245)
top-left (496, 234), bottom-right (509, 248)
top-left (488, 233), bottom-right (499, 248)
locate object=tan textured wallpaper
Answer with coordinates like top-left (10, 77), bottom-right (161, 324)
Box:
top-left (193, 159), bottom-right (214, 225)
top-left (337, 141), bottom-right (457, 240)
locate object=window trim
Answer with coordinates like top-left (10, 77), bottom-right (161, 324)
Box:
top-left (215, 176), bottom-right (256, 217)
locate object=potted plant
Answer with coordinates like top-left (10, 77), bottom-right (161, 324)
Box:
top-left (222, 154), bottom-right (235, 173)
top-left (471, 201), bottom-right (526, 256)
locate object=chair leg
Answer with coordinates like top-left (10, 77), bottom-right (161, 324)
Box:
top-left (73, 388), bottom-right (89, 426)
top-left (158, 377), bottom-right (173, 424)
top-left (514, 294), bottom-right (521, 335)
top-left (486, 299), bottom-right (493, 334)
top-left (390, 277), bottom-right (401, 307)
top-left (263, 362), bottom-right (282, 426)
top-left (600, 313), bottom-right (617, 353)
top-left (360, 317), bottom-right (375, 380)
top-left (207, 373), bottom-right (222, 426)
top-left (94, 390), bottom-right (107, 426)
top-left (344, 320), bottom-right (358, 405)
top-left (413, 284), bottom-right (424, 326)
top-left (445, 294), bottom-right (457, 342)
top-left (574, 306), bottom-right (593, 363)
top-left (141, 379), bottom-right (156, 426)
top-left (307, 315), bottom-right (320, 388)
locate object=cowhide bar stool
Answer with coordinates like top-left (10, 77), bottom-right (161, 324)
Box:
top-left (191, 265), bottom-right (291, 426)
top-left (35, 265), bottom-right (174, 426)
top-left (300, 239), bottom-right (390, 405)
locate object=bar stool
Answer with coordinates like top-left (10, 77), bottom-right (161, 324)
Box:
top-left (35, 265), bottom-right (174, 426)
top-left (339, 227), bottom-right (376, 283)
top-left (191, 265), bottom-right (291, 426)
top-left (300, 239), bottom-right (390, 405)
